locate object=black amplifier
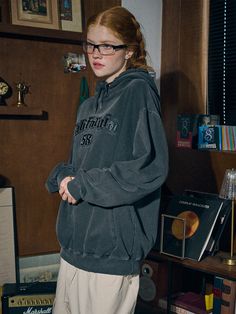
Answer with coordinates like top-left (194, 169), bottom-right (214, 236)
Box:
top-left (1, 282), bottom-right (56, 314)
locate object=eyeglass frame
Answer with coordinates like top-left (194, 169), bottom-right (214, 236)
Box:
top-left (82, 41), bottom-right (128, 56)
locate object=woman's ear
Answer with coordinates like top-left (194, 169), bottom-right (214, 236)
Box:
top-left (125, 50), bottom-right (134, 60)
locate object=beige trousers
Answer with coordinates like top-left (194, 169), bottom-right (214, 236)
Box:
top-left (53, 258), bottom-right (139, 314)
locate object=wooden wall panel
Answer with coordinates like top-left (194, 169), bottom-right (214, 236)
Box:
top-left (161, 0), bottom-right (236, 196)
top-left (0, 0), bottom-right (120, 256)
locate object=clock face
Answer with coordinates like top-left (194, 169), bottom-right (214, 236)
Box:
top-left (0, 81), bottom-right (9, 96)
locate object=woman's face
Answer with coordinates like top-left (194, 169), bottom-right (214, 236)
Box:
top-left (86, 24), bottom-right (131, 83)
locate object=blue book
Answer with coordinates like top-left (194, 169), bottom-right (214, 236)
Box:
top-left (198, 125), bottom-right (220, 150)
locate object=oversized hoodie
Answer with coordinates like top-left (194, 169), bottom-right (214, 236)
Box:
top-left (46, 68), bottom-right (169, 275)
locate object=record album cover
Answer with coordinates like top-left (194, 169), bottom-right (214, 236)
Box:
top-left (161, 195), bottom-right (224, 261)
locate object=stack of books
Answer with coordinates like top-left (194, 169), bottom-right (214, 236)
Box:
top-left (213, 276), bottom-right (236, 314)
top-left (198, 125), bottom-right (236, 151)
top-left (176, 113), bottom-right (236, 151)
top-left (158, 291), bottom-right (213, 314)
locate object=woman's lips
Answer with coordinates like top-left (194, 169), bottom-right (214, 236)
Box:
top-left (93, 62), bottom-right (105, 70)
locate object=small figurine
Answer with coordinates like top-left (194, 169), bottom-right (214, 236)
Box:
top-left (16, 82), bottom-right (30, 107)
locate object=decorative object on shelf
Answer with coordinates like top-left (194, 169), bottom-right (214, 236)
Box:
top-left (160, 214), bottom-right (186, 259)
top-left (19, 253), bottom-right (60, 283)
top-left (159, 194), bottom-right (226, 261)
top-left (176, 113), bottom-right (220, 150)
top-left (16, 81), bottom-right (30, 107)
top-left (63, 53), bottom-right (86, 73)
top-left (198, 114), bottom-right (221, 151)
top-left (0, 77), bottom-right (12, 106)
top-left (219, 168), bottom-right (236, 266)
top-left (176, 114), bottom-right (199, 149)
top-left (10, 0), bottom-right (60, 30)
top-left (59, 0), bottom-right (83, 32)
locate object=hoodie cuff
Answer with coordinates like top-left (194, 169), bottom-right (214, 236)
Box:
top-left (67, 179), bottom-right (81, 201)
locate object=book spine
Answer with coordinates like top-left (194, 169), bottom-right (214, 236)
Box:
top-left (233, 126), bottom-right (236, 151)
top-left (171, 304), bottom-right (195, 314)
top-left (222, 126), bottom-right (227, 150)
top-left (229, 126), bottom-right (234, 151)
top-left (221, 278), bottom-right (236, 314)
top-left (217, 126), bottom-right (222, 151)
top-left (225, 126), bottom-right (230, 150)
top-left (230, 126), bottom-right (236, 151)
top-left (213, 276), bottom-right (223, 314)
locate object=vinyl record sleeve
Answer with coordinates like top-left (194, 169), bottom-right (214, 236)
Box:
top-left (160, 214), bottom-right (186, 259)
top-left (183, 190), bottom-right (231, 256)
top-left (161, 195), bottom-right (224, 261)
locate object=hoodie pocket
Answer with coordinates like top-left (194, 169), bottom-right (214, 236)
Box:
top-left (83, 207), bottom-right (117, 256)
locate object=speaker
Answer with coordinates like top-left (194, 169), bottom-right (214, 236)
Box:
top-left (138, 259), bottom-right (169, 308)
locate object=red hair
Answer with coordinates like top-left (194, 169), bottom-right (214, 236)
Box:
top-left (87, 6), bottom-right (152, 70)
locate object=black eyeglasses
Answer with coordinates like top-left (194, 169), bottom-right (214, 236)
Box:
top-left (83, 41), bottom-right (128, 56)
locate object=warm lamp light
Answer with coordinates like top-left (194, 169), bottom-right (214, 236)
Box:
top-left (219, 168), bottom-right (236, 265)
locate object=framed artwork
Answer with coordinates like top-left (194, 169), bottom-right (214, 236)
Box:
top-left (19, 253), bottom-right (60, 283)
top-left (10, 0), bottom-right (60, 30)
top-left (59, 0), bottom-right (82, 32)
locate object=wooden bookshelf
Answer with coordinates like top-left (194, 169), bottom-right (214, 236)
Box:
top-left (0, 106), bottom-right (45, 117)
top-left (149, 250), bottom-right (236, 281)
top-left (0, 23), bottom-right (83, 45)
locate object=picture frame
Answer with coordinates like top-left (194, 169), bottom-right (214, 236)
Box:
top-left (19, 253), bottom-right (60, 283)
top-left (60, 0), bottom-right (83, 33)
top-left (160, 213), bottom-right (186, 259)
top-left (10, 0), bottom-right (60, 30)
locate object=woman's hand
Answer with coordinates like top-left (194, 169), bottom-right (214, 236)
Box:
top-left (59, 176), bottom-right (77, 204)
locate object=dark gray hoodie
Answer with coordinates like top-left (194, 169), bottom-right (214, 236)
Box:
top-left (46, 68), bottom-right (168, 275)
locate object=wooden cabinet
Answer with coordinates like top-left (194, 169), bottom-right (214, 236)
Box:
top-left (139, 250), bottom-right (236, 313)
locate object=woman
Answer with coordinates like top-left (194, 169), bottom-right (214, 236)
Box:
top-left (46, 6), bottom-right (168, 314)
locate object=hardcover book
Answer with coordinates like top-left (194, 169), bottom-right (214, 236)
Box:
top-left (176, 114), bottom-right (220, 150)
top-left (158, 294), bottom-right (196, 314)
top-left (174, 292), bottom-right (212, 314)
top-left (160, 194), bottom-right (224, 261)
top-left (158, 292), bottom-right (212, 314)
top-left (176, 114), bottom-right (199, 149)
top-left (198, 126), bottom-right (220, 150)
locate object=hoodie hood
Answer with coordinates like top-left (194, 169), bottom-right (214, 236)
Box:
top-left (95, 68), bottom-right (160, 113)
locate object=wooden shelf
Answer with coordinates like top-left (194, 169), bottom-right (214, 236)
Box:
top-left (0, 23), bottom-right (83, 45)
top-left (149, 250), bottom-right (236, 281)
top-left (0, 106), bottom-right (45, 117)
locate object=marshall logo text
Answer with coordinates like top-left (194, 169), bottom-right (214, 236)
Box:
top-left (23, 307), bottom-right (52, 314)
